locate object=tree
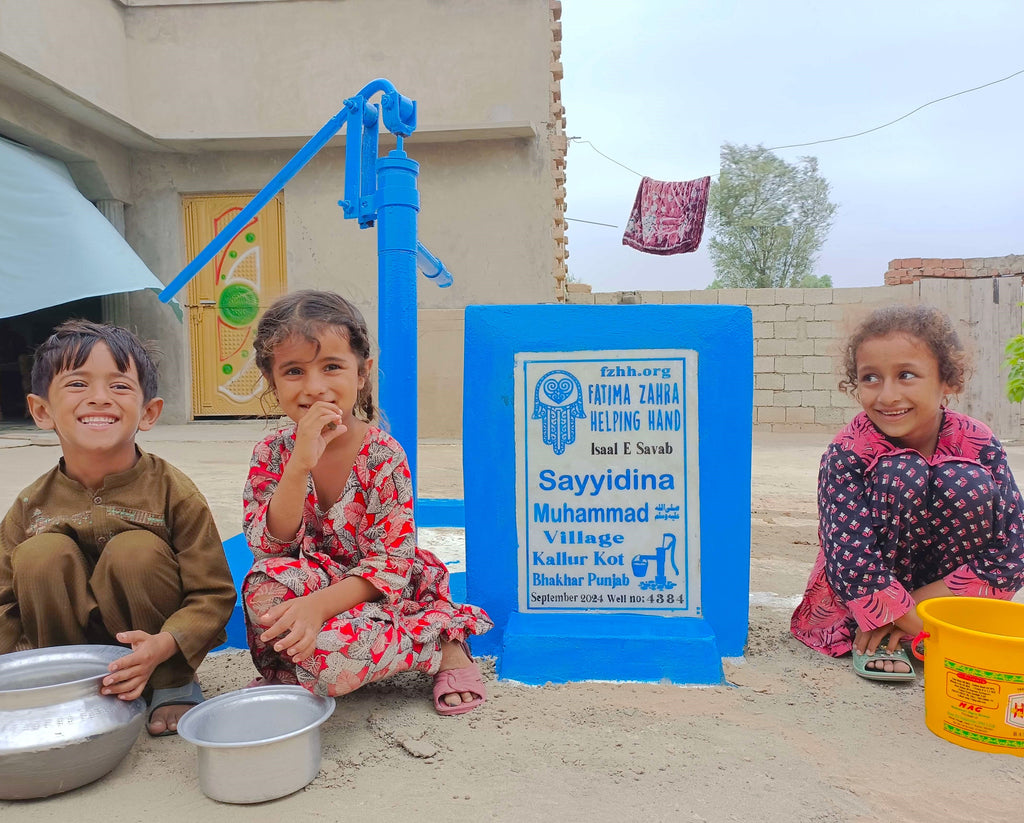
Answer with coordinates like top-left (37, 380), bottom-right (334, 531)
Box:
top-left (707, 143), bottom-right (837, 289)
top-left (1005, 332), bottom-right (1024, 402)
top-left (792, 272), bottom-right (833, 288)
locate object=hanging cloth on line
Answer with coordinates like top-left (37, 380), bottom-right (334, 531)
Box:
top-left (622, 175), bottom-right (711, 256)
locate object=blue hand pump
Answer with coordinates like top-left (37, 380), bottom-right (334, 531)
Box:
top-left (158, 79), bottom-right (450, 487)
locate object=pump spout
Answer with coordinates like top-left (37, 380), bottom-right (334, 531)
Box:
top-left (416, 241), bottom-right (453, 288)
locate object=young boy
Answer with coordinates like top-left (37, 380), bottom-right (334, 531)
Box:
top-left (0, 320), bottom-right (236, 736)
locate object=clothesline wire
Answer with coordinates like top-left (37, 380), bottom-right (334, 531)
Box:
top-left (567, 139), bottom-right (644, 177)
top-left (568, 65), bottom-right (1024, 182)
top-left (766, 65), bottom-right (1024, 150)
top-left (565, 216), bottom-right (619, 228)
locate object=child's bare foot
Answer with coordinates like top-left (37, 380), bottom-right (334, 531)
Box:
top-left (148, 703), bottom-right (191, 735)
top-left (863, 656), bottom-right (912, 674)
top-left (147, 678), bottom-right (204, 737)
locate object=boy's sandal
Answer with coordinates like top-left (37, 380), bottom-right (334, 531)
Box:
top-left (852, 644), bottom-right (916, 683)
top-left (433, 661), bottom-right (487, 716)
top-left (148, 679), bottom-right (204, 737)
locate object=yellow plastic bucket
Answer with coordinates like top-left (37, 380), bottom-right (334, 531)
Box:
top-left (915, 597), bottom-right (1024, 755)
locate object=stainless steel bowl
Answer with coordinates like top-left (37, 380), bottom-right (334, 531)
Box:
top-left (176, 685), bottom-right (335, 804)
top-left (0, 645), bottom-right (146, 800)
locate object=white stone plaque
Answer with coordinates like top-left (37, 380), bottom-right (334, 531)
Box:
top-left (514, 350), bottom-right (701, 616)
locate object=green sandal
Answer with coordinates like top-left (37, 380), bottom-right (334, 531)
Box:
top-left (852, 644), bottom-right (916, 682)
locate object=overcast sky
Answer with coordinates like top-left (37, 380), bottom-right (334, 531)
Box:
top-left (560, 1), bottom-right (1024, 292)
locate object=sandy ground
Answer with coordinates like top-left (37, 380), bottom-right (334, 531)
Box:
top-left (2, 421), bottom-right (1024, 822)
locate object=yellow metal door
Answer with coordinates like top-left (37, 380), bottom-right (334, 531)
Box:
top-left (184, 194), bottom-right (287, 416)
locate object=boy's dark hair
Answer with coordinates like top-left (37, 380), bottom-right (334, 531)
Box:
top-left (253, 290), bottom-right (376, 422)
top-left (839, 304), bottom-right (968, 395)
top-left (31, 319), bottom-right (160, 402)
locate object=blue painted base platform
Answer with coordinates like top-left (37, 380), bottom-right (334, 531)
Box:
top-left (499, 612), bottom-right (723, 685)
top-left (415, 497), bottom-right (465, 528)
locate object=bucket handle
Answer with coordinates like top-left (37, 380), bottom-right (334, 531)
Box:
top-left (911, 631), bottom-right (929, 661)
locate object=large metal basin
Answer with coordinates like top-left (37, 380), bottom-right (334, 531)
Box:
top-left (176, 685), bottom-right (335, 804)
top-left (0, 645), bottom-right (146, 799)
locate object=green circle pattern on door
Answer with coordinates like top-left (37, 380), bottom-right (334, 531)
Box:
top-left (218, 282), bottom-right (260, 328)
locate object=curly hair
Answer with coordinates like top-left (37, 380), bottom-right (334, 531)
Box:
top-left (31, 319), bottom-right (160, 402)
top-left (839, 304), bottom-right (968, 395)
top-left (253, 290), bottom-right (376, 422)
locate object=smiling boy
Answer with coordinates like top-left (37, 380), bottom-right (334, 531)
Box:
top-left (0, 320), bottom-right (236, 736)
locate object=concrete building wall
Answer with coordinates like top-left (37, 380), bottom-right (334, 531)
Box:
top-left (0, 0), bottom-right (567, 433)
top-left (122, 0), bottom-right (554, 140)
top-left (0, 0), bottom-right (552, 139)
top-left (0, 0), bottom-right (132, 124)
top-left (126, 137), bottom-right (556, 425)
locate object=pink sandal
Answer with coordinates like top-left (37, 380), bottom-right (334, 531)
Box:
top-left (433, 661), bottom-right (487, 716)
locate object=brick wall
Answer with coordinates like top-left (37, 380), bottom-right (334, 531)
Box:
top-left (565, 284), bottom-right (921, 433)
top-left (549, 0), bottom-right (569, 300)
top-left (885, 254), bottom-right (1024, 285)
top-left (420, 275), bottom-right (1022, 440)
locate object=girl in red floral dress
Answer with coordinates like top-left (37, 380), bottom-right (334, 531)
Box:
top-left (791, 305), bottom-right (1024, 681)
top-left (241, 290), bottom-right (491, 713)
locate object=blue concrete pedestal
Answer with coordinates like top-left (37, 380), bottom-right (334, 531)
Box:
top-left (500, 613), bottom-right (723, 685)
top-left (464, 304), bottom-right (753, 684)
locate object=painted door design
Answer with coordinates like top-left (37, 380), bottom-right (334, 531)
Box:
top-left (185, 194), bottom-right (287, 416)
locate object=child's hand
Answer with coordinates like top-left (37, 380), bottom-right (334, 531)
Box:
top-left (854, 624), bottom-right (898, 656)
top-left (291, 401), bottom-right (347, 472)
top-left (102, 630), bottom-right (178, 701)
top-left (854, 610), bottom-right (922, 656)
top-left (257, 596), bottom-right (328, 664)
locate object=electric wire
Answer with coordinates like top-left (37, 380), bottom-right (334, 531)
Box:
top-left (567, 138), bottom-right (643, 177)
top-left (765, 66), bottom-right (1024, 150)
top-left (565, 217), bottom-right (619, 228)
top-left (569, 66), bottom-right (1024, 176)
top-left (565, 65), bottom-right (1024, 229)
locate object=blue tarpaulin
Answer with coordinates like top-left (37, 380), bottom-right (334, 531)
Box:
top-left (0, 136), bottom-right (178, 319)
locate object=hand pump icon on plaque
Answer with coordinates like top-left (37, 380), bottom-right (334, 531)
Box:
top-left (632, 534), bottom-right (678, 591)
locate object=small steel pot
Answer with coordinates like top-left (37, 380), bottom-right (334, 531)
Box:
top-left (176, 685), bottom-right (335, 804)
top-left (0, 645), bottom-right (146, 800)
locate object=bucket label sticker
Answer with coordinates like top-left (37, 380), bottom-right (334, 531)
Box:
top-left (942, 658), bottom-right (1024, 685)
top-left (513, 350), bottom-right (700, 616)
top-left (1006, 694), bottom-right (1024, 729)
top-left (945, 670), bottom-right (1000, 711)
top-left (940, 658), bottom-right (1024, 747)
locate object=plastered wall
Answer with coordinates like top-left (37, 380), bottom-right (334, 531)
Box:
top-left (0, 0), bottom-right (568, 429)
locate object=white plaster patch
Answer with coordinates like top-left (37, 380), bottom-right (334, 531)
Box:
top-left (749, 591), bottom-right (802, 610)
top-left (417, 527), bottom-right (466, 568)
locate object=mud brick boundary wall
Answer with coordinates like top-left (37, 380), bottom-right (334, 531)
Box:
top-left (884, 255), bottom-right (1024, 285)
top-left (564, 262), bottom-right (1024, 441)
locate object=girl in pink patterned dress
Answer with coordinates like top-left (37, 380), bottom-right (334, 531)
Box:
top-left (791, 305), bottom-right (1024, 681)
top-left (241, 290), bottom-right (491, 713)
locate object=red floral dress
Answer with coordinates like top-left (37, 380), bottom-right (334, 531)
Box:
top-left (242, 423), bottom-right (492, 696)
top-left (791, 410), bottom-right (1024, 656)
